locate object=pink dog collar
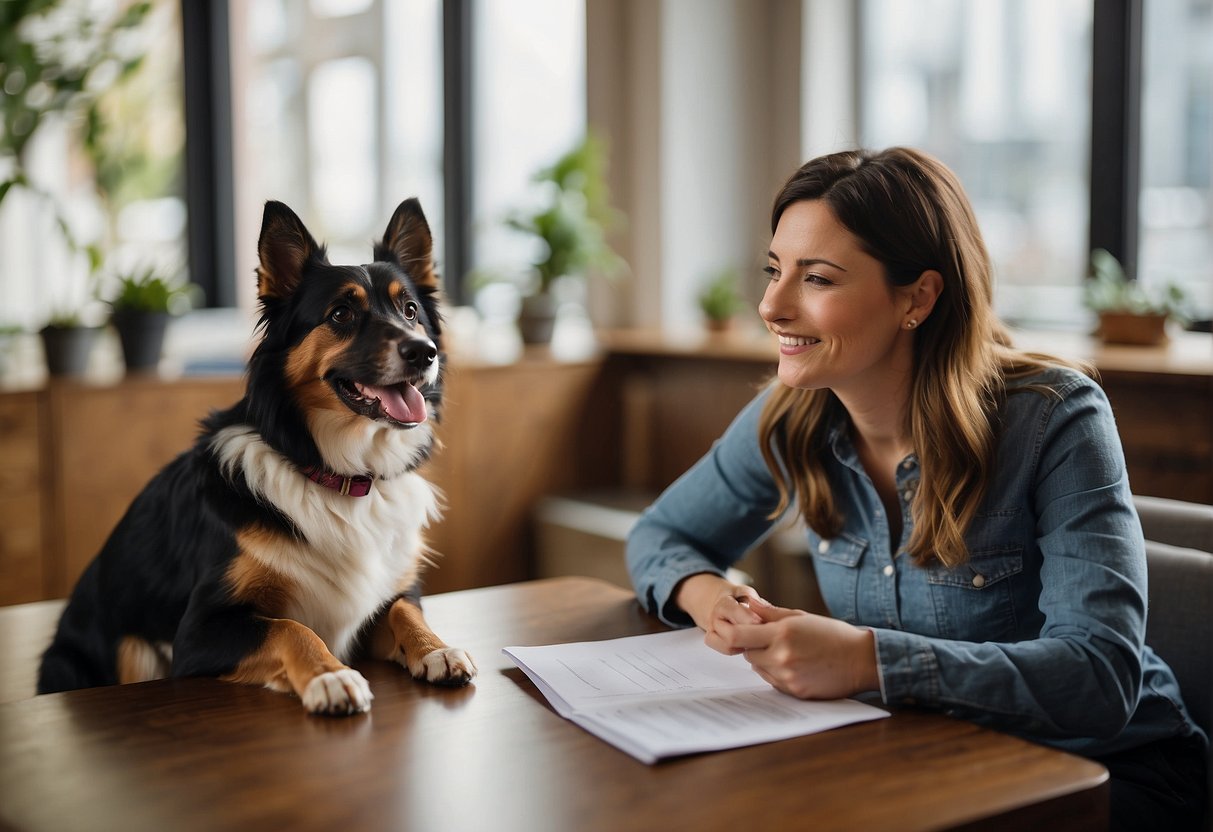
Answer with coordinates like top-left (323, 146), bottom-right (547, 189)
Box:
top-left (302, 466), bottom-right (374, 497)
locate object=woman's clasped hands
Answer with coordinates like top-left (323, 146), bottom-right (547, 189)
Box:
top-left (704, 590), bottom-right (880, 701)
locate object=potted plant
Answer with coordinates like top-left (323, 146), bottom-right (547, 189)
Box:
top-left (37, 268), bottom-right (107, 377)
top-left (698, 266), bottom-right (745, 333)
top-left (39, 311), bottom-right (106, 377)
top-left (1084, 249), bottom-right (1188, 346)
top-left (504, 134), bottom-right (625, 343)
top-left (1, 2), bottom-right (152, 207)
top-left (107, 266), bottom-right (195, 372)
top-left (2, 1), bottom-right (153, 371)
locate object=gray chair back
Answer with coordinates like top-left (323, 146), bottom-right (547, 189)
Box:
top-left (1135, 495), bottom-right (1213, 737)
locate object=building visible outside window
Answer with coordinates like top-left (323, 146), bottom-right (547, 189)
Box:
top-left (1140, 0), bottom-right (1212, 322)
top-left (858, 0), bottom-right (1093, 329)
top-left (228, 0), bottom-right (586, 313)
top-left (228, 0), bottom-right (444, 310)
top-left (468, 0), bottom-right (586, 298)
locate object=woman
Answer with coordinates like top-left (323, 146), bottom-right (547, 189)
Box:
top-left (626, 148), bottom-right (1207, 829)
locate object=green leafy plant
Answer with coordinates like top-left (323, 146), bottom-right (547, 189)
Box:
top-left (108, 266), bottom-right (195, 315)
top-left (504, 134), bottom-right (626, 295)
top-left (43, 309), bottom-right (88, 328)
top-left (697, 266), bottom-right (745, 322)
top-left (1084, 248), bottom-right (1188, 321)
top-left (1, 0), bottom-right (153, 264)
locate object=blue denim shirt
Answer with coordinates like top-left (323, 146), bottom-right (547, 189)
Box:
top-left (626, 367), bottom-right (1206, 757)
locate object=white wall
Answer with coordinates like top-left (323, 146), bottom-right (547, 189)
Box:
top-left (587, 0), bottom-right (804, 330)
top-left (802, 0), bottom-right (858, 159)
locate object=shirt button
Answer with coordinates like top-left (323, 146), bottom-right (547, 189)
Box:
top-left (818, 540), bottom-right (830, 554)
top-left (971, 574), bottom-right (987, 588)
top-left (902, 490), bottom-right (914, 501)
top-left (901, 459), bottom-right (914, 470)
top-left (883, 564), bottom-right (894, 577)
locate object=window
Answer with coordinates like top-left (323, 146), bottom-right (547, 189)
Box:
top-left (468, 0), bottom-right (586, 295)
top-left (1139, 0), bottom-right (1213, 322)
top-left (227, 0), bottom-right (444, 309)
top-left (222, 0), bottom-right (585, 311)
top-left (809, 0), bottom-right (1213, 329)
top-left (856, 0), bottom-right (1093, 328)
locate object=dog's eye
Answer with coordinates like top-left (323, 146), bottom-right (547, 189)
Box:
top-left (329, 306), bottom-right (355, 325)
top-left (403, 301), bottom-right (419, 321)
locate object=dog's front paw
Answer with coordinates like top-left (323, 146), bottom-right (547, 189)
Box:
top-left (409, 647), bottom-right (477, 686)
top-left (302, 668), bottom-right (374, 715)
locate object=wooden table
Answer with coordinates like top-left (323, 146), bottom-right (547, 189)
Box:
top-left (0, 577), bottom-right (1108, 831)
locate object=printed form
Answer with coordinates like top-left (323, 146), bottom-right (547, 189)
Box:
top-left (503, 628), bottom-right (889, 763)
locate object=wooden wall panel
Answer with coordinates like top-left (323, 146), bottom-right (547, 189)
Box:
top-left (46, 377), bottom-right (245, 596)
top-left (0, 328), bottom-right (1208, 606)
top-left (420, 354), bottom-right (615, 594)
top-left (1100, 370), bottom-right (1213, 503)
top-left (600, 331), bottom-right (778, 492)
top-left (0, 393), bottom-right (45, 604)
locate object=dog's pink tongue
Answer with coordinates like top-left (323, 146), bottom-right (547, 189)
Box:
top-left (365, 383), bottom-right (427, 423)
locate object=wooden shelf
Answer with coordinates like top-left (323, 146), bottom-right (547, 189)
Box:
top-left (0, 328), bottom-right (1208, 604)
top-left (1010, 328), bottom-right (1212, 377)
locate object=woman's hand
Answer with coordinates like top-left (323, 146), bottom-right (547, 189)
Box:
top-left (716, 603), bottom-right (880, 700)
top-left (673, 573), bottom-right (769, 655)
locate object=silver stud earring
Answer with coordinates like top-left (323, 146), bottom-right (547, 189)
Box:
top-left (906, 319), bottom-right (918, 329)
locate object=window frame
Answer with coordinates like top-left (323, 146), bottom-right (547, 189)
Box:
top-left (1089, 0), bottom-right (1143, 279)
top-left (181, 0), bottom-right (236, 308)
top-left (180, 0), bottom-right (474, 308)
top-left (184, 0), bottom-right (1157, 314)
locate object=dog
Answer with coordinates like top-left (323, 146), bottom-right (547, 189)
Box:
top-left (37, 198), bottom-right (475, 714)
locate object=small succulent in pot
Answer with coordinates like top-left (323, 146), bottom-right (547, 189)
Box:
top-left (697, 266), bottom-right (745, 332)
top-left (107, 265), bottom-right (198, 371)
top-left (1083, 249), bottom-right (1189, 346)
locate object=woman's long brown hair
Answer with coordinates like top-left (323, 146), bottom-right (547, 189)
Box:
top-left (758, 148), bottom-right (1083, 567)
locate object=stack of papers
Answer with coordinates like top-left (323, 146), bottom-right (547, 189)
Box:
top-left (503, 628), bottom-right (889, 763)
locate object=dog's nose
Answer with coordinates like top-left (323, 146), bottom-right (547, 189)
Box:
top-left (400, 338), bottom-right (437, 370)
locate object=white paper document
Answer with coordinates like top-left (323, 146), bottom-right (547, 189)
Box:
top-left (502, 628), bottom-right (889, 764)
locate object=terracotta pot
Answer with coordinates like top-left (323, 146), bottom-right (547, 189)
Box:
top-left (1096, 312), bottom-right (1169, 346)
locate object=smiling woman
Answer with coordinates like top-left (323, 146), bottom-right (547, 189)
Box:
top-left (627, 147), bottom-right (1209, 832)
top-left (756, 148), bottom-right (1007, 570)
top-left (760, 200), bottom-right (939, 399)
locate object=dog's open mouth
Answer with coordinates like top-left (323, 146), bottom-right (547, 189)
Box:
top-left (332, 378), bottom-right (428, 427)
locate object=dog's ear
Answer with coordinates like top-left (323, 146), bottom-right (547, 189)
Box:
top-left (257, 201), bottom-right (327, 301)
top-left (375, 198), bottom-right (437, 289)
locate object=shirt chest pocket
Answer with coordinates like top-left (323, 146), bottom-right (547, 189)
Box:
top-left (925, 547), bottom-right (1024, 640)
top-left (811, 533), bottom-right (868, 623)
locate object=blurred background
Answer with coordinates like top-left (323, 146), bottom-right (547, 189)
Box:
top-left (1, 0), bottom-right (1210, 342)
top-left (0, 0), bottom-right (1210, 605)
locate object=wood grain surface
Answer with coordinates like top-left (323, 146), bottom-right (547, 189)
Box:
top-left (0, 577), bottom-right (1108, 832)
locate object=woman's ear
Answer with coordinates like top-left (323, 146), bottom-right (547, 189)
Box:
top-left (903, 269), bottom-right (943, 327)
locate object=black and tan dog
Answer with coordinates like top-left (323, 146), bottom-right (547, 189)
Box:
top-left (37, 198), bottom-right (475, 714)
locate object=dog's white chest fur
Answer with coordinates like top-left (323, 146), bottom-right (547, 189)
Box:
top-left (213, 426), bottom-right (440, 660)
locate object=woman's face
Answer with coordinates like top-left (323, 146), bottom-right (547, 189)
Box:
top-left (759, 199), bottom-right (914, 396)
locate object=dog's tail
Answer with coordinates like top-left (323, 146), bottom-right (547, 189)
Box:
top-left (36, 563), bottom-right (118, 694)
top-left (37, 638), bottom-right (114, 694)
